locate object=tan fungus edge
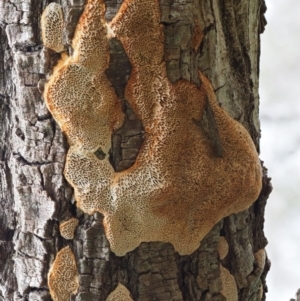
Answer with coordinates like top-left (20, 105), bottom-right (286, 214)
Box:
top-left (41, 3), bottom-right (64, 53)
top-left (106, 283), bottom-right (134, 301)
top-left (254, 248), bottom-right (266, 269)
top-left (219, 265), bottom-right (238, 301)
top-left (218, 236), bottom-right (229, 260)
top-left (59, 218), bottom-right (79, 240)
top-left (48, 246), bottom-right (79, 301)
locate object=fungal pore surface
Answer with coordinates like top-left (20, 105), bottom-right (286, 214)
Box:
top-left (41, 3), bottom-right (64, 53)
top-left (59, 217), bottom-right (79, 240)
top-left (106, 283), bottom-right (133, 301)
top-left (43, 0), bottom-right (262, 256)
top-left (219, 265), bottom-right (238, 301)
top-left (48, 246), bottom-right (79, 301)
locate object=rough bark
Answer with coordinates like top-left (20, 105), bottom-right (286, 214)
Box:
top-left (0, 1), bottom-right (271, 301)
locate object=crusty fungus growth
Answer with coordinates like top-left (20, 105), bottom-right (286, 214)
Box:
top-left (218, 236), bottom-right (229, 260)
top-left (106, 283), bottom-right (133, 301)
top-left (43, 0), bottom-right (262, 255)
top-left (254, 248), bottom-right (266, 269)
top-left (59, 218), bottom-right (79, 240)
top-left (48, 246), bottom-right (79, 301)
top-left (43, 0), bottom-right (124, 154)
top-left (41, 3), bottom-right (64, 53)
top-left (219, 265), bottom-right (238, 301)
top-left (218, 237), bottom-right (238, 300)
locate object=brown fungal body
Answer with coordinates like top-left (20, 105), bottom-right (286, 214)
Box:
top-left (218, 236), bottom-right (238, 300)
top-left (218, 236), bottom-right (229, 260)
top-left (59, 218), bottom-right (79, 240)
top-left (43, 0), bottom-right (262, 256)
top-left (41, 3), bottom-right (64, 53)
top-left (254, 249), bottom-right (266, 269)
top-left (106, 283), bottom-right (134, 301)
top-left (219, 265), bottom-right (238, 301)
top-left (48, 246), bottom-right (79, 301)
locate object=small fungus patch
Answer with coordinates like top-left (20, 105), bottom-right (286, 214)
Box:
top-left (218, 236), bottom-right (238, 300)
top-left (106, 283), bottom-right (133, 301)
top-left (218, 236), bottom-right (229, 260)
top-left (41, 3), bottom-right (64, 53)
top-left (48, 246), bottom-right (79, 301)
top-left (254, 248), bottom-right (266, 269)
top-left (219, 265), bottom-right (238, 301)
top-left (59, 217), bottom-right (79, 240)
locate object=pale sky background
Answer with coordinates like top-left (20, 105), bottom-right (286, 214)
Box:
top-left (260, 0), bottom-right (300, 300)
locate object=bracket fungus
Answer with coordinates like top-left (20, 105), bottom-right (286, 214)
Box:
top-left (218, 236), bottom-right (229, 260)
top-left (106, 283), bottom-right (134, 301)
top-left (48, 246), bottom-right (79, 301)
top-left (41, 3), bottom-right (64, 53)
top-left (219, 265), bottom-right (238, 301)
top-left (218, 236), bottom-right (238, 301)
top-left (43, 0), bottom-right (262, 256)
top-left (254, 248), bottom-right (266, 270)
top-left (59, 217), bottom-right (79, 240)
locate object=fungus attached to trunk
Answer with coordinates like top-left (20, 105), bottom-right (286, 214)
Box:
top-left (41, 3), bottom-right (64, 53)
top-left (219, 265), bottom-right (238, 301)
top-left (106, 283), bottom-right (133, 301)
top-left (59, 218), bottom-right (79, 240)
top-left (218, 236), bottom-right (229, 260)
top-left (48, 246), bottom-right (79, 301)
top-left (42, 0), bottom-right (262, 256)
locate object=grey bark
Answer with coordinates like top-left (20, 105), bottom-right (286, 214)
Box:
top-left (0, 1), bottom-right (271, 301)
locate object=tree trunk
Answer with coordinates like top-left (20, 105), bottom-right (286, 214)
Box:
top-left (0, 1), bottom-right (272, 301)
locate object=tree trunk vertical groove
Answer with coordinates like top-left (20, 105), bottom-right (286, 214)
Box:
top-left (0, 1), bottom-right (271, 301)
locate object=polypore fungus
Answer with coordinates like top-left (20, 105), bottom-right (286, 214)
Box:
top-left (219, 265), bottom-right (238, 301)
top-left (218, 236), bottom-right (229, 260)
top-left (43, 0), bottom-right (124, 154)
top-left (41, 3), bottom-right (64, 53)
top-left (59, 218), bottom-right (79, 240)
top-left (43, 0), bottom-right (262, 256)
top-left (254, 249), bottom-right (266, 270)
top-left (106, 283), bottom-right (133, 301)
top-left (48, 246), bottom-right (79, 301)
top-left (218, 236), bottom-right (237, 300)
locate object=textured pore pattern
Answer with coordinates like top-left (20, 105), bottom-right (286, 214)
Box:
top-left (43, 0), bottom-right (124, 154)
top-left (43, 0), bottom-right (262, 256)
top-left (59, 218), bottom-right (79, 240)
top-left (219, 265), bottom-right (238, 301)
top-left (41, 3), bottom-right (64, 53)
top-left (48, 246), bottom-right (79, 301)
top-left (106, 283), bottom-right (133, 301)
